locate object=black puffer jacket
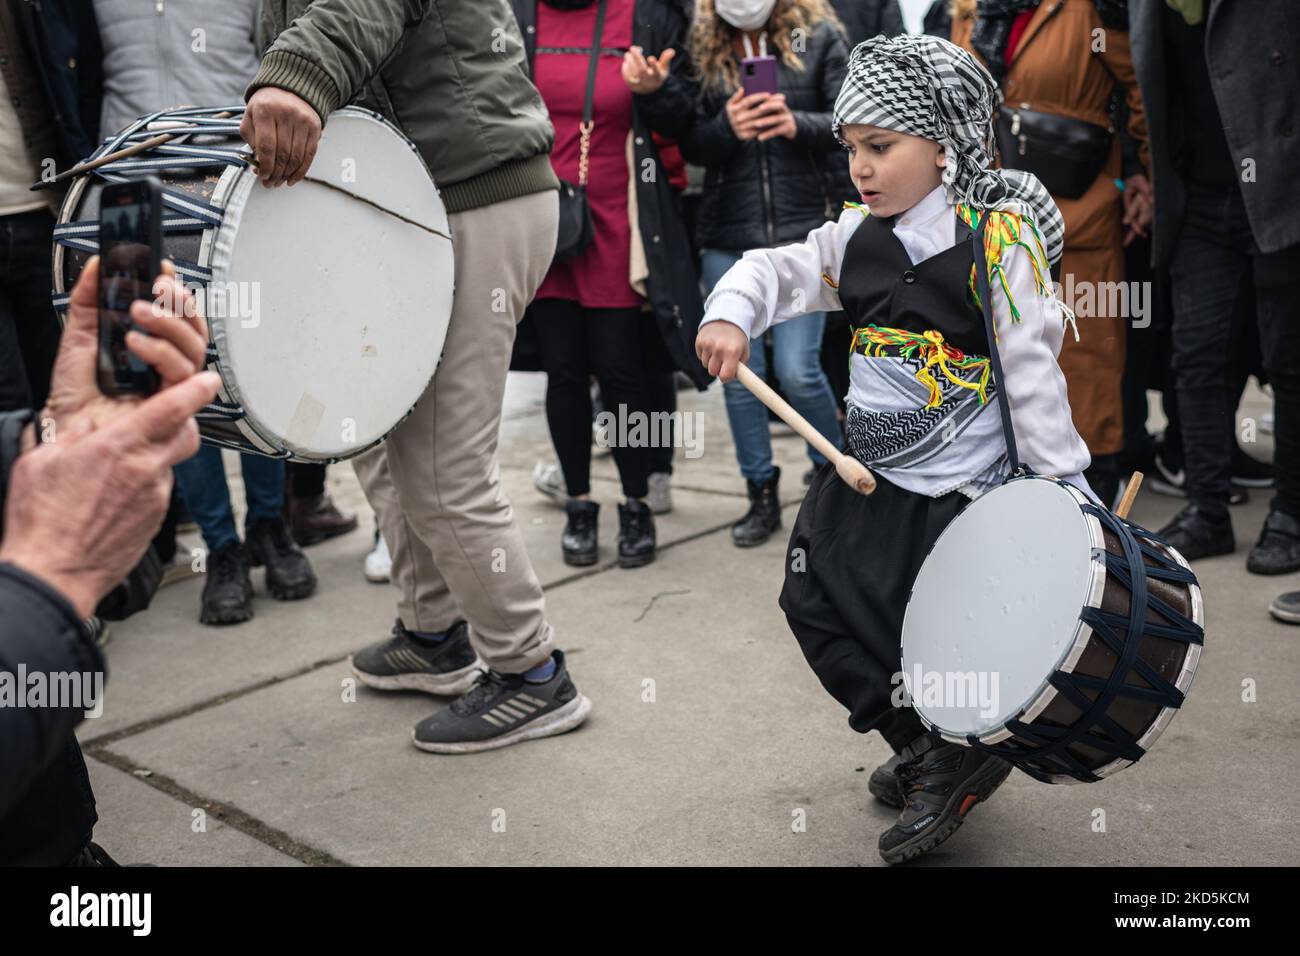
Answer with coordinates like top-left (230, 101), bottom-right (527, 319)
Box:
top-left (649, 19), bottom-right (852, 252)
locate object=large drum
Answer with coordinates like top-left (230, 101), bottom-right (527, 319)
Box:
top-left (52, 105), bottom-right (454, 462)
top-left (900, 475), bottom-right (1205, 784)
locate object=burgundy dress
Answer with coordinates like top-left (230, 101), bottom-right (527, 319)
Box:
top-left (533, 0), bottom-right (644, 309)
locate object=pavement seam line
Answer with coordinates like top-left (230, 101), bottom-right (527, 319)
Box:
top-left (84, 749), bottom-right (347, 867)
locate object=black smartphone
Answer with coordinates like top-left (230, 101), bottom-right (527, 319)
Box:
top-left (98, 178), bottom-right (163, 396)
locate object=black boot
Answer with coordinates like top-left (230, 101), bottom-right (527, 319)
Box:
top-left (562, 499), bottom-right (599, 567)
top-left (732, 467), bottom-right (781, 548)
top-left (1157, 504), bottom-right (1235, 561)
top-left (200, 541), bottom-right (254, 625)
top-left (1247, 510), bottom-right (1300, 575)
top-left (617, 499), bottom-right (656, 568)
top-left (245, 516), bottom-right (317, 600)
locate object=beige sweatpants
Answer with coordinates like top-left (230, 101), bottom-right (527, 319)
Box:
top-left (352, 188), bottom-right (559, 673)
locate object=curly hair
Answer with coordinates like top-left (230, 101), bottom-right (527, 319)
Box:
top-left (690, 0), bottom-right (845, 91)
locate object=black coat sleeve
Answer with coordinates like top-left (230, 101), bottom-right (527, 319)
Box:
top-left (792, 22), bottom-right (848, 152)
top-left (0, 411), bottom-right (108, 820)
top-left (632, 0), bottom-right (698, 140)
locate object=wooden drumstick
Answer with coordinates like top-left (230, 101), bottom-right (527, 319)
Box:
top-left (30, 110), bottom-right (236, 191)
top-left (1115, 470), bottom-right (1143, 519)
top-left (735, 363), bottom-right (876, 496)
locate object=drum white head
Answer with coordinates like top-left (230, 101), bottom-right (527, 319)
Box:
top-left (207, 109), bottom-right (453, 459)
top-left (901, 477), bottom-right (1102, 739)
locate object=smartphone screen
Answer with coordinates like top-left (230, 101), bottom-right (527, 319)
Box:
top-left (741, 55), bottom-right (779, 97)
top-left (98, 179), bottom-right (162, 396)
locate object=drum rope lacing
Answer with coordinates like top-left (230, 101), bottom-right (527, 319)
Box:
top-left (964, 501), bottom-right (1204, 783)
top-left (49, 107), bottom-right (276, 449)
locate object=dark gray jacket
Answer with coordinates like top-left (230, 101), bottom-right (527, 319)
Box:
top-left (660, 19), bottom-right (852, 252)
top-left (0, 410), bottom-right (106, 822)
top-left (1130, 0), bottom-right (1300, 268)
top-left (247, 0), bottom-right (560, 214)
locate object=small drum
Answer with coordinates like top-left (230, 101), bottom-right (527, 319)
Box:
top-left (52, 105), bottom-right (454, 462)
top-left (901, 475), bottom-right (1204, 784)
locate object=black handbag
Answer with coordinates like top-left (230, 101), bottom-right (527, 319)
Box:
top-left (545, 0), bottom-right (606, 264)
top-left (995, 103), bottom-right (1113, 201)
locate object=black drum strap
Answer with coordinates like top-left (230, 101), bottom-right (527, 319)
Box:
top-left (970, 211), bottom-right (1023, 477)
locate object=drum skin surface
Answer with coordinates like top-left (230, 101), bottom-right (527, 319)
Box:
top-left (902, 477), bottom-right (1098, 737)
top-left (211, 110), bottom-right (453, 459)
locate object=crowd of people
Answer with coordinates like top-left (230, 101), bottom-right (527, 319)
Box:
top-left (1, 0), bottom-right (1296, 866)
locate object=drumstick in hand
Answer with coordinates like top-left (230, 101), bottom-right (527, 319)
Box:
top-left (31, 110), bottom-right (236, 191)
top-left (735, 363), bottom-right (876, 496)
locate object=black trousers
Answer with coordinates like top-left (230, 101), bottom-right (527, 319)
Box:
top-left (533, 298), bottom-right (651, 500)
top-left (289, 462), bottom-right (327, 499)
top-left (1169, 182), bottom-right (1300, 520)
top-left (780, 465), bottom-right (967, 753)
top-left (0, 208), bottom-right (60, 413)
top-left (640, 314), bottom-right (677, 477)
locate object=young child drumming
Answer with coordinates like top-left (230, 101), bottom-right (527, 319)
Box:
top-left (696, 34), bottom-right (1095, 865)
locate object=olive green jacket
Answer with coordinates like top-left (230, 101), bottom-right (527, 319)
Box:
top-left (247, 0), bottom-right (558, 212)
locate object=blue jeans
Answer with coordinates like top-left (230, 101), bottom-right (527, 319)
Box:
top-left (174, 445), bottom-right (285, 551)
top-left (701, 249), bottom-right (843, 483)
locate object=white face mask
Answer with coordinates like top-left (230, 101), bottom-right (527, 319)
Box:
top-left (714, 0), bottom-right (778, 32)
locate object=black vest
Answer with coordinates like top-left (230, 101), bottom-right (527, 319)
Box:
top-left (837, 211), bottom-right (989, 357)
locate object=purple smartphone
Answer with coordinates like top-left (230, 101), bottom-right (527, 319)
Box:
top-left (741, 55), bottom-right (779, 96)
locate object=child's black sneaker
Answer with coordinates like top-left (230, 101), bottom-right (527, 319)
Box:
top-left (868, 753), bottom-right (905, 808)
top-left (877, 733), bottom-right (1011, 865)
top-left (350, 619), bottom-right (482, 695)
top-left (411, 649), bottom-right (591, 753)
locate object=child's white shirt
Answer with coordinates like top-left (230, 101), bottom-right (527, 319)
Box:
top-left (701, 185), bottom-right (1094, 500)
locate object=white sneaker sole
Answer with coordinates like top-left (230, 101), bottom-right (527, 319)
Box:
top-left (411, 693), bottom-right (593, 754)
top-left (349, 658), bottom-right (482, 696)
top-left (1269, 600), bottom-right (1300, 624)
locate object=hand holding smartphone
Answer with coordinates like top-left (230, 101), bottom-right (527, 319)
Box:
top-left (98, 177), bottom-right (163, 397)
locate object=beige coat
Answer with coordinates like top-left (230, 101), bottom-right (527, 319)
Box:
top-left (954, 0), bottom-right (1149, 455)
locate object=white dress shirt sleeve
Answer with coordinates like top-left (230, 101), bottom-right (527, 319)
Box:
top-left (987, 217), bottom-right (1093, 480)
top-left (700, 210), bottom-right (863, 340)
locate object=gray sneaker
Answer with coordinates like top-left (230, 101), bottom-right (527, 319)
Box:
top-left (350, 619), bottom-right (483, 696)
top-left (412, 649), bottom-right (592, 754)
top-left (647, 471), bottom-right (673, 514)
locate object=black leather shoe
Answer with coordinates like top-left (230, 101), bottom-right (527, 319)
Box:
top-left (1157, 505), bottom-right (1235, 560)
top-left (200, 542), bottom-right (253, 625)
top-left (617, 499), bottom-right (656, 568)
top-left (290, 492), bottom-right (358, 546)
top-left (868, 753), bottom-right (905, 809)
top-left (878, 733), bottom-right (1012, 865)
top-left (562, 499), bottom-right (599, 567)
top-left (732, 467), bottom-right (781, 548)
top-left (1268, 590), bottom-right (1300, 625)
top-left (1247, 510), bottom-right (1300, 575)
top-left (245, 517), bottom-right (317, 600)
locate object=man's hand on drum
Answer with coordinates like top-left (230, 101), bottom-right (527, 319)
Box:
top-left (696, 321), bottom-right (750, 382)
top-left (241, 87), bottom-right (323, 187)
top-left (41, 257), bottom-right (212, 440)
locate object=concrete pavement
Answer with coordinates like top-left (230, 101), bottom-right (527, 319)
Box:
top-left (78, 375), bottom-right (1300, 866)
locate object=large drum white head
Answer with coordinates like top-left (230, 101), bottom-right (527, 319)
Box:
top-left (208, 109), bottom-right (453, 459)
top-left (901, 477), bottom-right (1102, 738)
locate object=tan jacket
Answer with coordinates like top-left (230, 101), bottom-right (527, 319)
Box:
top-left (953, 0), bottom-right (1149, 251)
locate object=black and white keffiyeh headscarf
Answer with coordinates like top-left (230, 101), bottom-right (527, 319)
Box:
top-left (832, 34), bottom-right (1065, 266)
